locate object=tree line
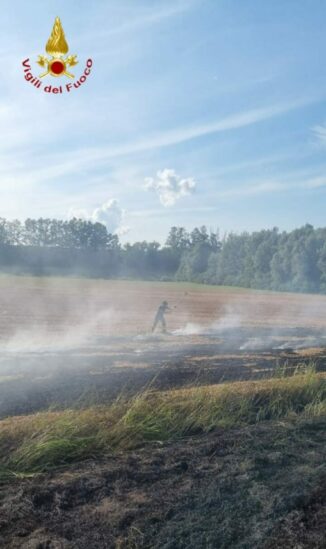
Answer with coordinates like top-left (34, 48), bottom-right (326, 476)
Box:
top-left (0, 217), bottom-right (325, 293)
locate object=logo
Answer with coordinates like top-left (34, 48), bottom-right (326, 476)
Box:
top-left (38, 17), bottom-right (78, 79)
top-left (22, 17), bottom-right (93, 94)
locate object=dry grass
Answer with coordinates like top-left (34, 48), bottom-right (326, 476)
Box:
top-left (0, 367), bottom-right (325, 477)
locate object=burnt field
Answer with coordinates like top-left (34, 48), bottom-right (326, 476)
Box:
top-left (1, 328), bottom-right (326, 419)
top-left (0, 277), bottom-right (326, 548)
top-left (0, 276), bottom-right (326, 418)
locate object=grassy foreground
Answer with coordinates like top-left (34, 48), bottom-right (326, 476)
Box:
top-left (0, 367), bottom-right (325, 479)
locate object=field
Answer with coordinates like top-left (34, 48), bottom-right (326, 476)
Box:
top-left (0, 276), bottom-right (325, 548)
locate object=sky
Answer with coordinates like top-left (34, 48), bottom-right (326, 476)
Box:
top-left (1, 0), bottom-right (326, 243)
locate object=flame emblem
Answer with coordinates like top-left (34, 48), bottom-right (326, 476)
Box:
top-left (37, 17), bottom-right (78, 78)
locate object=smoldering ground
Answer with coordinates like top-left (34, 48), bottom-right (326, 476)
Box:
top-left (0, 279), bottom-right (326, 420)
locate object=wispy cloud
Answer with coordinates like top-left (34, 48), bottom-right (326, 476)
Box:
top-left (211, 174), bottom-right (326, 200)
top-left (302, 176), bottom-right (326, 189)
top-left (0, 96), bottom-right (317, 193)
top-left (312, 124), bottom-right (326, 143)
top-left (38, 97), bottom-right (326, 164)
top-left (216, 181), bottom-right (284, 198)
top-left (84, 0), bottom-right (197, 41)
top-left (96, 96), bottom-right (319, 158)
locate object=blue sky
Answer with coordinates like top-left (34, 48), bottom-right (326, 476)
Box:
top-left (1, 0), bottom-right (326, 242)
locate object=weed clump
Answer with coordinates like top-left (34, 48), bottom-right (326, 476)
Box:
top-left (0, 367), bottom-right (324, 476)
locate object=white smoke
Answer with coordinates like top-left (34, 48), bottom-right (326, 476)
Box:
top-left (1, 308), bottom-right (115, 354)
top-left (173, 306), bottom-right (242, 336)
top-left (173, 322), bottom-right (205, 336)
top-left (144, 169), bottom-right (196, 206)
top-left (68, 199), bottom-right (130, 236)
top-left (239, 338), bottom-right (266, 351)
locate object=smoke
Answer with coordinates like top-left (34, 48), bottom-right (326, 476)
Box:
top-left (173, 304), bottom-right (243, 336)
top-left (144, 169), bottom-right (196, 206)
top-left (1, 277), bottom-right (326, 369)
top-left (0, 280), bottom-right (326, 423)
top-left (1, 308), bottom-right (115, 354)
top-left (172, 298), bottom-right (326, 351)
top-left (239, 338), bottom-right (270, 351)
top-left (173, 322), bottom-right (205, 336)
top-left (68, 199), bottom-right (130, 236)
top-left (273, 337), bottom-right (317, 351)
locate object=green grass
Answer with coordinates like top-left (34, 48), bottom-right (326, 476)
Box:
top-left (0, 368), bottom-right (325, 477)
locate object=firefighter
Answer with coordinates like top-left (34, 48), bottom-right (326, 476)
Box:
top-left (152, 300), bottom-right (171, 333)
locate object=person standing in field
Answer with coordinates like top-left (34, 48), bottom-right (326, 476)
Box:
top-left (152, 300), bottom-right (172, 333)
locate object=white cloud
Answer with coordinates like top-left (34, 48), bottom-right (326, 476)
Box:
top-left (68, 199), bottom-right (129, 236)
top-left (144, 169), bottom-right (196, 206)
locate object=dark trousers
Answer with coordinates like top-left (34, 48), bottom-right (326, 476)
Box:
top-left (152, 314), bottom-right (166, 333)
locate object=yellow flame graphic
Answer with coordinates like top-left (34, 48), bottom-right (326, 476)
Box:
top-left (45, 17), bottom-right (69, 56)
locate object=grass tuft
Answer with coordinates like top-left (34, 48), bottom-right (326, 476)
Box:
top-left (0, 367), bottom-right (325, 475)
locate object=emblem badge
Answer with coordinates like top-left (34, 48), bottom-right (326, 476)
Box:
top-left (37, 17), bottom-right (78, 79)
top-left (22, 17), bottom-right (92, 94)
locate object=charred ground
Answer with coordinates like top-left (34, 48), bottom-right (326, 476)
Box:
top-left (0, 328), bottom-right (326, 419)
top-left (0, 277), bottom-right (325, 548)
